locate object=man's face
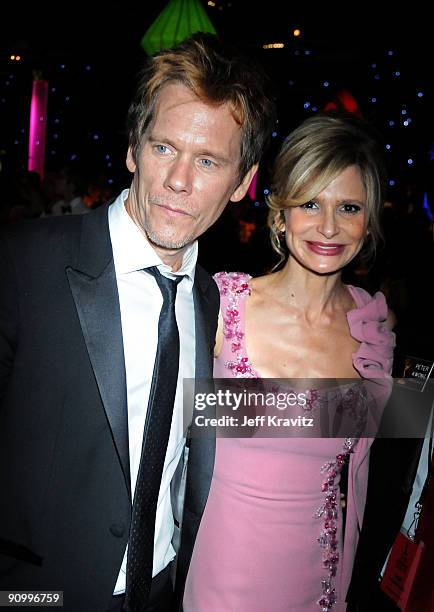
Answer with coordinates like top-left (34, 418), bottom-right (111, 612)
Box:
top-left (125, 82), bottom-right (256, 268)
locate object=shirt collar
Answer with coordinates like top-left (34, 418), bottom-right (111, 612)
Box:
top-left (109, 189), bottom-right (198, 284)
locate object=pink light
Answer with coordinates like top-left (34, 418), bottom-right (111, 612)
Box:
top-left (28, 79), bottom-right (48, 178)
top-left (247, 169), bottom-right (258, 201)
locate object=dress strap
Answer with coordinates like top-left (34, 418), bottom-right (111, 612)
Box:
top-left (213, 272), bottom-right (258, 378)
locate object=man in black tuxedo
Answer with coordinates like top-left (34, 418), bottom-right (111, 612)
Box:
top-left (0, 33), bottom-right (275, 612)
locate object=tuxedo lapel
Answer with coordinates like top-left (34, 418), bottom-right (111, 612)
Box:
top-left (66, 204), bottom-right (131, 497)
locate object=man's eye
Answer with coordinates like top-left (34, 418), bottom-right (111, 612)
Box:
top-left (155, 144), bottom-right (170, 154)
top-left (199, 158), bottom-right (214, 168)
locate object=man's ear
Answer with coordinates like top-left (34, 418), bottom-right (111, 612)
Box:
top-left (126, 146), bottom-right (136, 173)
top-left (229, 164), bottom-right (258, 203)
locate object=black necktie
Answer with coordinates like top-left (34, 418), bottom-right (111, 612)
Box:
top-left (125, 266), bottom-right (182, 611)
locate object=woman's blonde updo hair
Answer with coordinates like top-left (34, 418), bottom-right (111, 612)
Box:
top-left (267, 111), bottom-right (387, 266)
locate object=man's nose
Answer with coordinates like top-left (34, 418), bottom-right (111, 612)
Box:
top-left (163, 157), bottom-right (193, 195)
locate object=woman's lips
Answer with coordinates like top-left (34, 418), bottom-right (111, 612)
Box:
top-left (306, 241), bottom-right (345, 256)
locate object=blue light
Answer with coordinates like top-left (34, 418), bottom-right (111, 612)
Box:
top-left (401, 109), bottom-right (407, 115)
top-left (385, 144), bottom-right (391, 150)
top-left (323, 81), bottom-right (329, 87)
top-left (407, 158), bottom-right (414, 165)
top-left (108, 179), bottom-right (114, 185)
top-left (422, 192), bottom-right (434, 222)
top-left (105, 154), bottom-right (111, 160)
top-left (254, 201), bottom-right (260, 207)
top-left (85, 65), bottom-right (91, 71)
top-left (371, 63), bottom-right (377, 68)
top-left (393, 71), bottom-right (401, 77)
top-left (304, 50), bottom-right (311, 55)
top-left (93, 134), bottom-right (99, 140)
top-left (417, 91), bottom-right (424, 97)
top-left (60, 64), bottom-right (65, 69)
top-left (370, 97), bottom-right (377, 103)
top-left (388, 120), bottom-right (395, 127)
top-left (70, 154), bottom-right (77, 160)
top-left (389, 179), bottom-right (396, 186)
top-left (263, 189), bottom-right (270, 195)
top-left (303, 101), bottom-right (311, 109)
top-left (374, 74), bottom-right (380, 80)
top-left (311, 106), bottom-right (318, 112)
top-left (272, 131), bottom-right (278, 137)
top-left (387, 50), bottom-right (394, 56)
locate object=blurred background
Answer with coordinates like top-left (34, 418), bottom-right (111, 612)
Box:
top-left (1, 0), bottom-right (432, 367)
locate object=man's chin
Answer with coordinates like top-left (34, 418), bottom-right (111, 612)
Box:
top-left (145, 229), bottom-right (192, 251)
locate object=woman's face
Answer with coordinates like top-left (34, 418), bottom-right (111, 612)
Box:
top-left (284, 165), bottom-right (368, 274)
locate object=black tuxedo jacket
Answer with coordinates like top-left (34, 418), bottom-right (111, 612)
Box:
top-left (0, 203), bottom-right (219, 612)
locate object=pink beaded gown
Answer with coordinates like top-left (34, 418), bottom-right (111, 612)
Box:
top-left (183, 272), bottom-right (395, 612)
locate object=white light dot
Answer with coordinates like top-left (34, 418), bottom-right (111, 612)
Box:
top-left (417, 91), bottom-right (424, 97)
top-left (385, 144), bottom-right (391, 150)
top-left (407, 158), bottom-right (414, 165)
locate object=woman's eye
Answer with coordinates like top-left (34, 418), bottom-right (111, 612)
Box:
top-left (340, 203), bottom-right (362, 214)
top-left (300, 201), bottom-right (319, 211)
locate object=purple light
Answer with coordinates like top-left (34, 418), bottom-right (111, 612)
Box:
top-left (28, 79), bottom-right (48, 178)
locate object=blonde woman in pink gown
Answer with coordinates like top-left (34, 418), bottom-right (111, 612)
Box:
top-left (182, 112), bottom-right (395, 611)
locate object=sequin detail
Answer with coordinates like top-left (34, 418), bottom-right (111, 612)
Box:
top-left (316, 437), bottom-right (357, 611)
top-left (214, 271), bottom-right (258, 378)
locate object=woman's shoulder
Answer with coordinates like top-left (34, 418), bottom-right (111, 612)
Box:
top-left (213, 271), bottom-right (252, 297)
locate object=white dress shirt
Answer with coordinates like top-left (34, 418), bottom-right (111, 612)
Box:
top-left (108, 190), bottom-right (197, 594)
